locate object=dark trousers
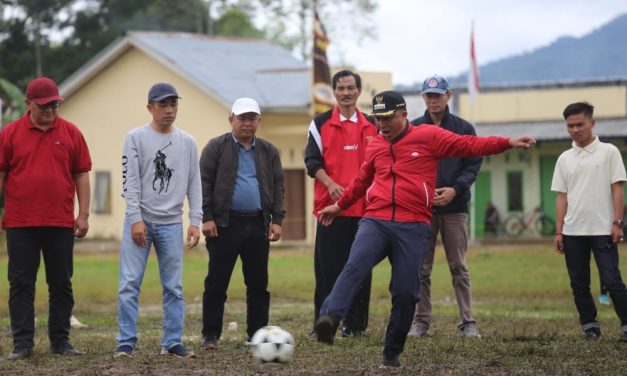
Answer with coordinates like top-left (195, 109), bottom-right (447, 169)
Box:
top-left (202, 214), bottom-right (270, 340)
top-left (7, 227), bottom-right (75, 350)
top-left (321, 218), bottom-right (430, 355)
top-left (314, 217), bottom-right (371, 332)
top-left (563, 235), bottom-right (627, 331)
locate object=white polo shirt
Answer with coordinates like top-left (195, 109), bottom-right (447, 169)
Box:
top-left (551, 136), bottom-right (626, 235)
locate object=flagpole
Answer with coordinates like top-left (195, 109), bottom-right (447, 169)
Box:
top-left (468, 20), bottom-right (480, 245)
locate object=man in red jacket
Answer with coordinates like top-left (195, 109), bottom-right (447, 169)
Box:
top-left (314, 90), bottom-right (535, 368)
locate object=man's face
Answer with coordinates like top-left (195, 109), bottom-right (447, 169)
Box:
top-left (375, 110), bottom-right (407, 140)
top-left (147, 97), bottom-right (178, 127)
top-left (230, 112), bottom-right (261, 141)
top-left (333, 75), bottom-right (361, 108)
top-left (422, 91), bottom-right (451, 115)
top-left (27, 100), bottom-right (60, 127)
top-left (566, 112), bottom-right (595, 147)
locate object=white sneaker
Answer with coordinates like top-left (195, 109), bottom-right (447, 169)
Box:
top-left (70, 315), bottom-right (88, 329)
top-left (407, 322), bottom-right (428, 338)
top-left (461, 322), bottom-right (481, 338)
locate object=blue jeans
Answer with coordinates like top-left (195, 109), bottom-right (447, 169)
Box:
top-left (563, 235), bottom-right (627, 333)
top-left (116, 219), bottom-right (185, 350)
top-left (320, 218), bottom-right (430, 355)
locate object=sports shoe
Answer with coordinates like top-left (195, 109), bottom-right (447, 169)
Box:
top-left (113, 344), bottom-right (134, 358)
top-left (379, 352), bottom-right (401, 368)
top-left (160, 344), bottom-right (195, 358)
top-left (461, 322), bottom-right (481, 338)
top-left (583, 327), bottom-right (601, 340)
top-left (7, 348), bottom-right (33, 361)
top-left (620, 332), bottom-right (627, 342)
top-left (314, 315), bottom-right (338, 345)
top-left (407, 322), bottom-right (428, 338)
top-left (340, 326), bottom-right (363, 338)
top-left (51, 343), bottom-right (83, 356)
top-left (70, 315), bottom-right (88, 329)
top-left (598, 294), bottom-right (611, 306)
top-left (244, 336), bottom-right (252, 346)
top-left (308, 331), bottom-right (317, 341)
top-left (202, 337), bottom-right (219, 350)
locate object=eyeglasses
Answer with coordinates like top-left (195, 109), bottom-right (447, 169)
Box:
top-left (36, 101), bottom-right (62, 111)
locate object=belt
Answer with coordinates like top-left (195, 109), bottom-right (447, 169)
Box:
top-left (230, 211), bottom-right (262, 218)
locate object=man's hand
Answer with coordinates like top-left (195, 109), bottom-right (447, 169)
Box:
top-left (434, 187), bottom-right (456, 207)
top-left (187, 225), bottom-right (200, 248)
top-left (509, 136), bottom-right (536, 149)
top-left (326, 182), bottom-right (344, 201)
top-left (74, 214), bottom-right (89, 238)
top-left (131, 221), bottom-right (147, 248)
top-left (611, 225), bottom-right (624, 244)
top-left (202, 220), bottom-right (218, 238)
top-left (268, 224), bottom-right (282, 242)
top-left (554, 234), bottom-right (564, 254)
top-left (318, 203), bottom-right (342, 226)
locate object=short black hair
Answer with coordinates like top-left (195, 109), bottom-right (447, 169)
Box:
top-left (563, 101), bottom-right (594, 120)
top-left (332, 70), bottom-right (361, 90)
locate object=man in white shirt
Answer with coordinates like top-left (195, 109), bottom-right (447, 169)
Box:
top-left (552, 101), bottom-right (627, 342)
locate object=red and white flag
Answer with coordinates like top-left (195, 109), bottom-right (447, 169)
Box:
top-left (468, 22), bottom-right (480, 107)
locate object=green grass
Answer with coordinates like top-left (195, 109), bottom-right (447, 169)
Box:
top-left (0, 242), bottom-right (626, 375)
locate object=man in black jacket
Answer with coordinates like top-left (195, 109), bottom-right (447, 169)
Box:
top-left (199, 97), bottom-right (285, 349)
top-left (407, 75), bottom-right (483, 338)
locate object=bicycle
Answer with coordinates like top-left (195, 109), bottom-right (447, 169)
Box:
top-left (502, 206), bottom-right (556, 237)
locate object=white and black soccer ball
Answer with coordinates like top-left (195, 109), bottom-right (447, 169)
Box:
top-left (250, 325), bottom-right (295, 363)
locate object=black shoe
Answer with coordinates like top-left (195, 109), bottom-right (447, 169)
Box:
top-left (51, 343), bottom-right (83, 356)
top-left (583, 327), bottom-right (601, 340)
top-left (7, 348), bottom-right (33, 361)
top-left (314, 315), bottom-right (338, 345)
top-left (380, 352), bottom-right (401, 368)
top-left (341, 326), bottom-right (363, 338)
top-left (619, 332), bottom-right (627, 342)
top-left (202, 336), bottom-right (218, 350)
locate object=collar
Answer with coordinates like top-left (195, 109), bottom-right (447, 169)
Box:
top-left (422, 105), bottom-right (450, 126)
top-left (339, 111), bottom-right (358, 123)
top-left (231, 132), bottom-right (256, 148)
top-left (572, 135), bottom-right (599, 153)
top-left (389, 121), bottom-right (411, 144)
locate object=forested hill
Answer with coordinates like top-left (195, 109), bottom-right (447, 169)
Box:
top-left (451, 13), bottom-right (627, 86)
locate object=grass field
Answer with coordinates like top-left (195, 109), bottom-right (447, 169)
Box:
top-left (0, 241), bottom-right (626, 375)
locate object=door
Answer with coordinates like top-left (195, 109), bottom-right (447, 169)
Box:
top-left (474, 171), bottom-right (491, 237)
top-left (281, 169), bottom-right (306, 240)
top-left (540, 155), bottom-right (558, 221)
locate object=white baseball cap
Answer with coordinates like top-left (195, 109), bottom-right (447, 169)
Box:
top-left (231, 97), bottom-right (260, 115)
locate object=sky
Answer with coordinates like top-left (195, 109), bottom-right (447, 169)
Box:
top-left (326, 0), bottom-right (627, 86)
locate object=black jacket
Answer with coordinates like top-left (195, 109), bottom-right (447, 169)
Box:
top-left (199, 133), bottom-right (285, 229)
top-left (411, 106), bottom-right (482, 214)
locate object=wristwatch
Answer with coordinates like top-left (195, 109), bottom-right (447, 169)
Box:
top-left (613, 219), bottom-right (624, 227)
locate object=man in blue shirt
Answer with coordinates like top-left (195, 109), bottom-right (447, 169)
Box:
top-left (199, 98), bottom-right (286, 349)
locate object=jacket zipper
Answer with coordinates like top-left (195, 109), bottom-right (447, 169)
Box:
top-left (389, 143), bottom-right (397, 221)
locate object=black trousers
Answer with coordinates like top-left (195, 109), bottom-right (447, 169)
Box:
top-left (202, 214), bottom-right (270, 340)
top-left (7, 227), bottom-right (75, 350)
top-left (314, 216), bottom-right (371, 332)
top-left (563, 235), bottom-right (627, 329)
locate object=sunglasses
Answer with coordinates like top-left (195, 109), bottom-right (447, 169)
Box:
top-left (36, 101), bottom-right (62, 110)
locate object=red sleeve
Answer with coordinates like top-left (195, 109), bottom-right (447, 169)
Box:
top-left (336, 141), bottom-right (377, 209)
top-left (0, 129), bottom-right (9, 171)
top-left (429, 126), bottom-right (511, 158)
top-left (70, 125), bottom-right (92, 173)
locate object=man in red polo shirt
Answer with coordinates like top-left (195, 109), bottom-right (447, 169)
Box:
top-left (0, 77), bottom-right (92, 360)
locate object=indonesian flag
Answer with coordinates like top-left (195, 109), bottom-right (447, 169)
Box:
top-left (468, 22), bottom-right (480, 106)
top-left (312, 8), bottom-right (335, 115)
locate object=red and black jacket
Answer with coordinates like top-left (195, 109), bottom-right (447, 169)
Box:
top-left (337, 124), bottom-right (511, 223)
top-left (304, 107), bottom-right (378, 219)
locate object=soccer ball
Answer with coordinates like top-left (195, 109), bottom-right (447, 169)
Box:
top-left (250, 325), bottom-right (295, 363)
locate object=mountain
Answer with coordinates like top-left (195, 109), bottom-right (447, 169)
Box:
top-left (449, 13), bottom-right (627, 86)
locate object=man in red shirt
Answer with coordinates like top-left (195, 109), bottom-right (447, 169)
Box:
top-left (0, 77), bottom-right (92, 360)
top-left (314, 91), bottom-right (534, 368)
top-left (304, 70), bottom-right (378, 337)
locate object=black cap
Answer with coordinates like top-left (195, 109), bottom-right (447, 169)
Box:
top-left (370, 90), bottom-right (406, 117)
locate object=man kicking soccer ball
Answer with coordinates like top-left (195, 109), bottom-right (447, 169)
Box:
top-left (314, 90), bottom-right (535, 368)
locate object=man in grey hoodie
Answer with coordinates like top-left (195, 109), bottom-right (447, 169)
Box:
top-left (114, 83), bottom-right (202, 359)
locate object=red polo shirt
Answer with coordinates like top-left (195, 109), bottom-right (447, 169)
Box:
top-left (0, 112), bottom-right (92, 228)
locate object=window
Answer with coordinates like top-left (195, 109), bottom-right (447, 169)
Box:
top-left (93, 171), bottom-right (111, 214)
top-left (507, 171), bottom-right (523, 211)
